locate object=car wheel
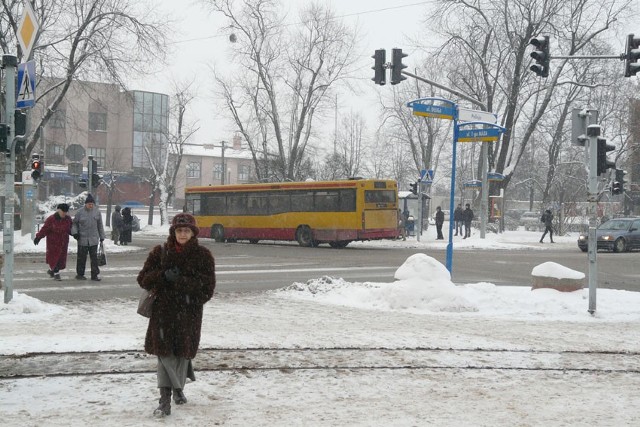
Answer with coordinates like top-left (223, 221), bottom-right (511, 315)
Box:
top-left (579, 247), bottom-right (587, 253)
top-left (613, 237), bottom-right (627, 253)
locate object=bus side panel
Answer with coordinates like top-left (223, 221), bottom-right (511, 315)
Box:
top-left (360, 209), bottom-right (400, 239)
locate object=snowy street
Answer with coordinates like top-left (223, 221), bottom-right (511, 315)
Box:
top-left (3, 242), bottom-right (640, 425)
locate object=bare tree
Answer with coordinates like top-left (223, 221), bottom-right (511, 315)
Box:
top-left (206, 0), bottom-right (359, 181)
top-left (1, 0), bottom-right (169, 175)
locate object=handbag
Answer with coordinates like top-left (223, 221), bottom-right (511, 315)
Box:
top-left (137, 290), bottom-right (155, 318)
top-left (98, 242), bottom-right (107, 266)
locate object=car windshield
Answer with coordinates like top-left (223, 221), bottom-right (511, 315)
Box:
top-left (599, 220), bottom-right (630, 231)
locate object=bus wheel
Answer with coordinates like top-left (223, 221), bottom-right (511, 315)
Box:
top-left (296, 226), bottom-right (314, 247)
top-left (329, 240), bottom-right (350, 249)
top-left (211, 225), bottom-right (225, 242)
top-left (249, 239), bottom-right (260, 244)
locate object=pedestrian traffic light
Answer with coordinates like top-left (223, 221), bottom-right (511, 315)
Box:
top-left (0, 124), bottom-right (8, 152)
top-left (391, 48), bottom-right (407, 85)
top-left (409, 182), bottom-right (418, 195)
top-left (529, 35), bottom-right (550, 77)
top-left (31, 154), bottom-right (43, 181)
top-left (91, 173), bottom-right (102, 188)
top-left (612, 169), bottom-right (627, 195)
top-left (596, 137), bottom-right (616, 175)
top-left (624, 34), bottom-right (640, 77)
top-left (372, 49), bottom-right (386, 86)
top-left (14, 110), bottom-right (26, 136)
top-left (78, 178), bottom-right (88, 188)
top-left (89, 158), bottom-right (98, 174)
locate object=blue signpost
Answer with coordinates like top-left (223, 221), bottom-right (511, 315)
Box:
top-left (407, 99), bottom-right (507, 275)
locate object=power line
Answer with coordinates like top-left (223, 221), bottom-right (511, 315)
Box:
top-left (168, 1), bottom-right (430, 45)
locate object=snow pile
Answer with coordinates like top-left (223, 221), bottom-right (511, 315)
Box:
top-left (0, 291), bottom-right (65, 318)
top-left (532, 261), bottom-right (586, 279)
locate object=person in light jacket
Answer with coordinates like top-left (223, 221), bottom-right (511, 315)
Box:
top-left (71, 194), bottom-right (106, 281)
top-left (111, 205), bottom-right (123, 245)
top-left (137, 213), bottom-right (216, 418)
top-left (34, 203), bottom-right (73, 281)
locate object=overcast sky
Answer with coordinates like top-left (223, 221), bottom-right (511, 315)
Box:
top-left (131, 0), bottom-right (432, 148)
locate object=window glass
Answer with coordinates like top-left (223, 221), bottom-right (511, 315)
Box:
top-left (339, 189), bottom-right (356, 211)
top-left (88, 112), bottom-right (107, 131)
top-left (247, 193), bottom-right (270, 215)
top-left (186, 161), bottom-right (201, 179)
top-left (51, 109), bottom-right (66, 128)
top-left (227, 194), bottom-right (247, 215)
top-left (314, 191), bottom-right (339, 211)
top-left (291, 191), bottom-right (314, 211)
top-left (270, 193), bottom-right (290, 214)
top-left (365, 190), bottom-right (396, 204)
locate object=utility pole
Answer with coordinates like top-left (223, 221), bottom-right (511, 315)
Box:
top-left (2, 55), bottom-right (17, 303)
top-left (220, 141), bottom-right (226, 185)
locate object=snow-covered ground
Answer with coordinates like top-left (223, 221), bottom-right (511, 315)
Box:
top-left (2, 220), bottom-right (640, 426)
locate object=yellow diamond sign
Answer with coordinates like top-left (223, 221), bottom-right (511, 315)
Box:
top-left (17, 2), bottom-right (40, 61)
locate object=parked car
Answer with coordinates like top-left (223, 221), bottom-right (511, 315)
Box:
top-left (519, 211), bottom-right (542, 232)
top-left (577, 218), bottom-right (640, 252)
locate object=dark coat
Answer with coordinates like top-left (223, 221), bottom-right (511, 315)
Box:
top-left (454, 207), bottom-right (464, 222)
top-left (435, 210), bottom-right (444, 226)
top-left (111, 210), bottom-right (123, 231)
top-left (137, 236), bottom-right (216, 359)
top-left (120, 208), bottom-right (133, 243)
top-left (463, 207), bottom-right (474, 224)
top-left (36, 212), bottom-right (72, 269)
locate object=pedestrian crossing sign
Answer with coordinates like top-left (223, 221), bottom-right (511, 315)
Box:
top-left (17, 61), bottom-right (36, 109)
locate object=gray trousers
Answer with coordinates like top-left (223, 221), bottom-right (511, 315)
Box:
top-left (157, 354), bottom-right (195, 389)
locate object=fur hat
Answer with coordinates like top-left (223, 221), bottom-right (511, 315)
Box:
top-left (170, 213), bottom-right (199, 236)
top-left (57, 203), bottom-right (69, 212)
top-left (85, 194), bottom-right (95, 204)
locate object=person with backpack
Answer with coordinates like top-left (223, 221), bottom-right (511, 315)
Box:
top-left (540, 209), bottom-right (554, 243)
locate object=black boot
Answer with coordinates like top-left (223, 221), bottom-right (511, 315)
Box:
top-left (154, 387), bottom-right (171, 417)
top-left (173, 388), bottom-right (187, 405)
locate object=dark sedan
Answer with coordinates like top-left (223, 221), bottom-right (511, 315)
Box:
top-left (578, 218), bottom-right (640, 252)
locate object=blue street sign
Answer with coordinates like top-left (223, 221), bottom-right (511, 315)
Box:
top-left (410, 103), bottom-right (455, 120)
top-left (16, 61), bottom-right (36, 109)
top-left (427, 169), bottom-right (434, 180)
top-left (487, 172), bottom-right (505, 181)
top-left (458, 127), bottom-right (501, 142)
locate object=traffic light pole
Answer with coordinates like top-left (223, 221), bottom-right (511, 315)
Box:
top-left (88, 155), bottom-right (93, 190)
top-left (2, 55), bottom-right (17, 303)
top-left (586, 125), bottom-right (600, 314)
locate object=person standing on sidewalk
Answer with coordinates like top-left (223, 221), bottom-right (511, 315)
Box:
top-left (137, 213), bottom-right (216, 418)
top-left (463, 203), bottom-right (474, 239)
top-left (539, 209), bottom-right (555, 243)
top-left (111, 205), bottom-right (123, 245)
top-left (120, 207), bottom-right (133, 246)
top-left (454, 203), bottom-right (464, 236)
top-left (71, 194), bottom-right (106, 281)
top-left (34, 203), bottom-right (73, 281)
top-left (435, 206), bottom-right (445, 240)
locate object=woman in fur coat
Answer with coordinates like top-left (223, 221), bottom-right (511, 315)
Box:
top-left (137, 213), bottom-right (215, 418)
top-left (34, 203), bottom-right (73, 280)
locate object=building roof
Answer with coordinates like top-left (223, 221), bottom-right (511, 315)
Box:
top-left (180, 143), bottom-right (253, 160)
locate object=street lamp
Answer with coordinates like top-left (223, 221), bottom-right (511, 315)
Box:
top-left (220, 141), bottom-right (227, 185)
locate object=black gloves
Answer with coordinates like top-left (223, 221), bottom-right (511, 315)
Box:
top-left (34, 237), bottom-right (41, 245)
top-left (163, 266), bottom-right (181, 283)
top-left (73, 234), bottom-right (79, 240)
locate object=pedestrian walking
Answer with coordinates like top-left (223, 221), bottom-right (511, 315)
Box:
top-left (539, 209), bottom-right (554, 243)
top-left (435, 206), bottom-right (445, 240)
top-left (71, 194), bottom-right (106, 281)
top-left (111, 205), bottom-right (123, 245)
top-left (454, 203), bottom-right (463, 236)
top-left (137, 213), bottom-right (216, 418)
top-left (120, 207), bottom-right (133, 246)
top-left (34, 203), bottom-right (73, 281)
top-left (463, 203), bottom-right (474, 239)
top-left (397, 209), bottom-right (406, 241)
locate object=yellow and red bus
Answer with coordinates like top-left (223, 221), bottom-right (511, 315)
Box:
top-left (184, 179), bottom-right (400, 248)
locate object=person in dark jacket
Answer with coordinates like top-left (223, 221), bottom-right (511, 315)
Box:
top-left (111, 205), bottom-right (123, 245)
top-left (453, 203), bottom-right (464, 236)
top-left (137, 213), bottom-right (215, 418)
top-left (120, 207), bottom-right (133, 245)
top-left (540, 209), bottom-right (554, 243)
top-left (34, 203), bottom-right (73, 281)
top-left (463, 203), bottom-right (474, 239)
top-left (71, 194), bottom-right (106, 281)
top-left (435, 206), bottom-right (445, 240)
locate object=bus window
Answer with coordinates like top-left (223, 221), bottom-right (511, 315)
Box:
top-left (314, 191), bottom-right (339, 211)
top-left (365, 190), bottom-right (396, 204)
top-left (186, 195), bottom-right (201, 215)
top-left (270, 192), bottom-right (290, 214)
top-left (291, 191), bottom-right (314, 212)
top-left (247, 193), bottom-right (270, 215)
top-left (339, 189), bottom-right (356, 212)
top-left (206, 195), bottom-right (226, 215)
top-left (227, 194), bottom-right (247, 215)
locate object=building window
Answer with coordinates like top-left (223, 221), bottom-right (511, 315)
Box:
top-left (187, 161), bottom-right (201, 179)
top-left (46, 144), bottom-right (65, 163)
top-left (51, 109), bottom-right (66, 129)
top-left (238, 164), bottom-right (250, 181)
top-left (213, 163), bottom-right (223, 181)
top-left (88, 112), bottom-right (107, 131)
top-left (88, 148), bottom-right (106, 168)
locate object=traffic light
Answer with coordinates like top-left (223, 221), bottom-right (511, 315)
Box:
top-left (529, 35), bottom-right (550, 77)
top-left (612, 169), bottom-right (627, 195)
top-left (14, 110), bottom-right (26, 136)
top-left (596, 137), bottom-right (616, 175)
top-left (89, 158), bottom-right (98, 174)
top-left (0, 124), bottom-right (7, 152)
top-left (624, 34), bottom-right (640, 77)
top-left (78, 178), bottom-right (88, 189)
top-left (91, 173), bottom-right (102, 188)
top-left (391, 48), bottom-right (407, 85)
top-left (372, 49), bottom-right (386, 85)
top-left (31, 154), bottom-right (43, 181)
top-left (409, 182), bottom-right (418, 195)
